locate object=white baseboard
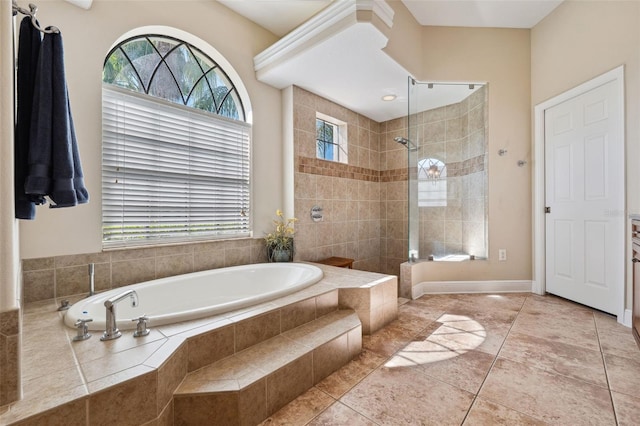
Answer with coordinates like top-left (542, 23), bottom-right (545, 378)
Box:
top-left (621, 309), bottom-right (632, 328)
top-left (412, 280), bottom-right (533, 299)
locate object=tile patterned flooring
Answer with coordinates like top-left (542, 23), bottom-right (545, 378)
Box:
top-left (260, 293), bottom-right (640, 425)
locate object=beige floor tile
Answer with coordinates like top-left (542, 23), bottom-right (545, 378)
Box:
top-left (499, 331), bottom-right (607, 387)
top-left (445, 301), bottom-right (520, 326)
top-left (479, 358), bottom-right (615, 424)
top-left (611, 391), bottom-right (640, 426)
top-left (406, 294), bottom-right (458, 316)
top-left (522, 294), bottom-right (593, 316)
top-left (260, 387), bottom-right (334, 426)
top-left (598, 327), bottom-right (640, 360)
top-left (361, 323), bottom-right (417, 357)
top-left (594, 311), bottom-right (628, 334)
top-left (510, 310), bottom-right (599, 352)
top-left (315, 350), bottom-right (387, 399)
top-left (451, 293), bottom-right (527, 315)
top-left (340, 365), bottom-right (474, 425)
top-left (307, 402), bottom-right (377, 425)
top-left (416, 349), bottom-right (495, 394)
top-left (394, 303), bottom-right (439, 333)
top-left (603, 352), bottom-right (640, 397)
top-left (463, 398), bottom-right (548, 425)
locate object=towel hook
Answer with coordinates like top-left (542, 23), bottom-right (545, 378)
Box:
top-left (12, 1), bottom-right (60, 34)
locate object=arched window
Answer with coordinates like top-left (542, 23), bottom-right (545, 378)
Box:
top-left (418, 158), bottom-right (447, 207)
top-left (102, 32), bottom-right (251, 247)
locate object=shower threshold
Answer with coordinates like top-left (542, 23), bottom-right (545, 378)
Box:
top-left (432, 254), bottom-right (472, 262)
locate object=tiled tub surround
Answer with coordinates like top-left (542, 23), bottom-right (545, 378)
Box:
top-left (0, 309), bottom-right (20, 407)
top-left (1, 264), bottom-right (396, 425)
top-left (21, 238), bottom-right (268, 304)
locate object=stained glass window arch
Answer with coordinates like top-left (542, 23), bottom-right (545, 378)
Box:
top-left (103, 34), bottom-right (245, 121)
top-left (101, 29), bottom-right (252, 248)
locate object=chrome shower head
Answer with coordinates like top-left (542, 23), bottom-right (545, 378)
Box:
top-left (394, 136), bottom-right (417, 151)
top-left (394, 136), bottom-right (409, 145)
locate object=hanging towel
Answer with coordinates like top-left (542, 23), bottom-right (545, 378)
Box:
top-left (14, 17), bottom-right (41, 219)
top-left (25, 29), bottom-right (89, 208)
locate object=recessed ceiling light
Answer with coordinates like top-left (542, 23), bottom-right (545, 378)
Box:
top-left (381, 94), bottom-right (396, 101)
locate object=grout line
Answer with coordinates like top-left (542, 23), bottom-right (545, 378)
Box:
top-left (594, 313), bottom-right (619, 425)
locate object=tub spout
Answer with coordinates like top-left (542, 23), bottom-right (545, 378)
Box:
top-left (101, 290), bottom-right (138, 341)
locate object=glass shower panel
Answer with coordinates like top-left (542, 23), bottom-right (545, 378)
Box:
top-left (407, 77), bottom-right (419, 262)
top-left (407, 80), bottom-right (488, 261)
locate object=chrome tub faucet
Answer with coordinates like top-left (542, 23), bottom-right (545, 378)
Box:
top-left (100, 289), bottom-right (138, 341)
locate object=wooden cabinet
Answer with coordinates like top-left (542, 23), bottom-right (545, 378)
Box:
top-left (632, 220), bottom-right (640, 348)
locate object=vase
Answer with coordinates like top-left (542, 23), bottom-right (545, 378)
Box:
top-left (267, 245), bottom-right (293, 262)
top-left (272, 249), bottom-right (292, 262)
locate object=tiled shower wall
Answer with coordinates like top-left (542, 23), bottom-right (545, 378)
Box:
top-left (291, 86), bottom-right (411, 277)
top-left (292, 87), bottom-right (383, 272)
top-left (380, 117), bottom-right (411, 277)
top-left (417, 87), bottom-right (488, 258)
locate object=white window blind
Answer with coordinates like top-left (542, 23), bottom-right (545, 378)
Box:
top-left (102, 85), bottom-right (251, 248)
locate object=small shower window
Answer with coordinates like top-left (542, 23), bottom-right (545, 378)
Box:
top-left (418, 158), bottom-right (447, 207)
top-left (316, 112), bottom-right (348, 164)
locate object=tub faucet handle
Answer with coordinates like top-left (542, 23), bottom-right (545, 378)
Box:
top-left (73, 318), bottom-right (92, 341)
top-left (57, 299), bottom-right (70, 311)
top-left (132, 315), bottom-right (150, 337)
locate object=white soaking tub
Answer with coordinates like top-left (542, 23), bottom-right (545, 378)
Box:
top-left (64, 263), bottom-right (323, 331)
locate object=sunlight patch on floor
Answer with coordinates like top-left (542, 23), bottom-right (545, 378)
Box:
top-left (385, 313), bottom-right (486, 368)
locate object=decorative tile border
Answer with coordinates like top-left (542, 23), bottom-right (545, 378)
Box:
top-left (447, 154), bottom-right (486, 177)
top-left (297, 156), bottom-right (380, 182)
top-left (297, 155), bottom-right (485, 183)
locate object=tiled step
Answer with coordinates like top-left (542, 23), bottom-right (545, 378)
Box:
top-left (173, 309), bottom-right (362, 425)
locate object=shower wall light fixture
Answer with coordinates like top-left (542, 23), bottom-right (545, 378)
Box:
top-left (418, 158), bottom-right (446, 184)
top-left (426, 162), bottom-right (443, 179)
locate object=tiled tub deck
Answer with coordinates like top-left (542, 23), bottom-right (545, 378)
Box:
top-left (0, 264), bottom-right (397, 425)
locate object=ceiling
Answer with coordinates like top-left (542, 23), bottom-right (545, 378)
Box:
top-left (221, 0), bottom-right (564, 122)
top-left (402, 0), bottom-right (563, 29)
top-left (220, 0), bottom-right (563, 37)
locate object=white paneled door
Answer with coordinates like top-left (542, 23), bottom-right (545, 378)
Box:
top-left (545, 79), bottom-right (623, 315)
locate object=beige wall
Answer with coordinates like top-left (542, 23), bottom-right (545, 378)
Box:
top-left (18, 0), bottom-right (282, 259)
top-left (531, 0), bottom-right (640, 309)
top-left (383, 0), bottom-right (423, 77)
top-left (412, 27), bottom-right (532, 282)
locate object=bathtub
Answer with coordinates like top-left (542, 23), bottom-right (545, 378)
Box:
top-left (64, 263), bottom-right (323, 331)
